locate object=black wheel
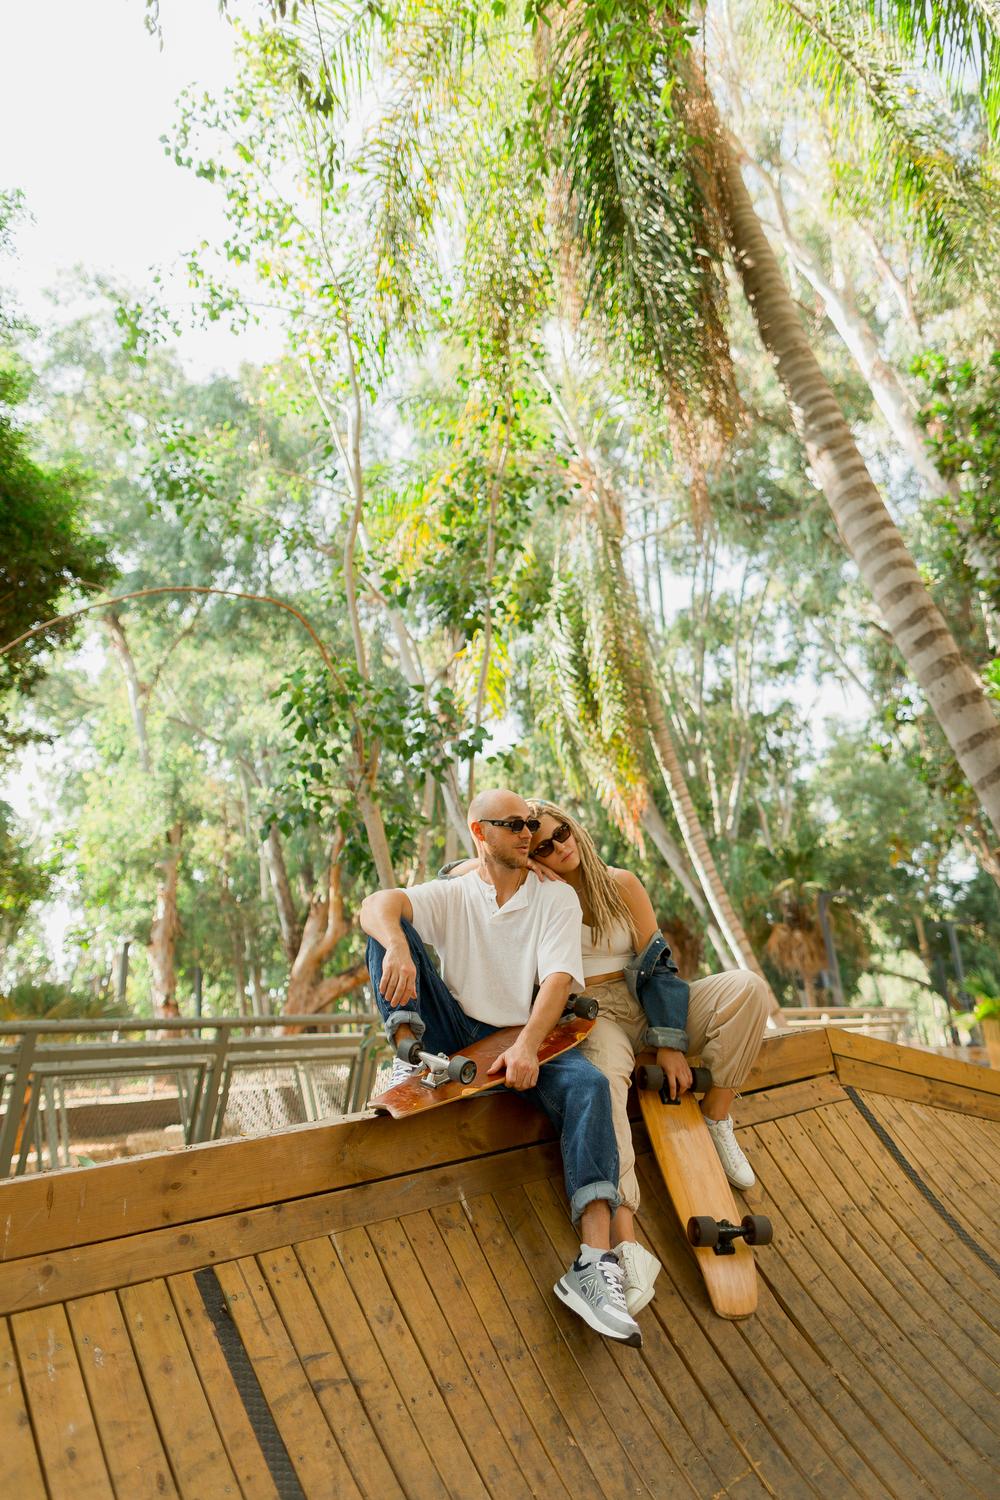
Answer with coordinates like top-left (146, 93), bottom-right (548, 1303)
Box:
top-left (570, 994), bottom-right (599, 1020)
top-left (449, 1054), bottom-right (477, 1085)
top-left (689, 1066), bottom-right (713, 1094)
top-left (741, 1213), bottom-right (773, 1246)
top-left (395, 1037), bottom-right (421, 1064)
top-left (687, 1215), bottom-right (720, 1249)
top-left (637, 1064), bottom-right (665, 1092)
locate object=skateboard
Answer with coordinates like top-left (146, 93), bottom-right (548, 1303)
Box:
top-left (636, 1057), bottom-right (771, 1319)
top-left (369, 995), bottom-right (598, 1119)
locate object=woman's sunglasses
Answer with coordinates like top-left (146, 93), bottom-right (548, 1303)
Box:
top-left (532, 823), bottom-right (572, 859)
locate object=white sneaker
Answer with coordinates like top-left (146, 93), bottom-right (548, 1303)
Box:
top-left (704, 1114), bottom-right (755, 1189)
top-left (388, 1057), bottom-right (422, 1088)
top-left (614, 1240), bottom-right (661, 1315)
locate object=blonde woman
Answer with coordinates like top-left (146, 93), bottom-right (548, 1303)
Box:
top-left (444, 798), bottom-right (770, 1313)
top-left (522, 799), bottom-right (770, 1312)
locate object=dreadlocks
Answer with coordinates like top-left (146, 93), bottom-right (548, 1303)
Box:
top-left (528, 798), bottom-right (638, 950)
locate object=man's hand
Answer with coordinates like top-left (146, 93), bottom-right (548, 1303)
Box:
top-left (655, 1047), bottom-right (693, 1101)
top-left (379, 939), bottom-right (417, 1008)
top-left (487, 1036), bottom-right (540, 1090)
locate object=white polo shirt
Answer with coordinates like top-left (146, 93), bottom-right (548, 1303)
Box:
top-left (406, 871), bottom-right (585, 1028)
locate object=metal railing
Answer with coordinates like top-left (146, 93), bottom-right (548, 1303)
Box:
top-left (0, 1013), bottom-right (392, 1178)
top-left (780, 1006), bottom-right (912, 1042)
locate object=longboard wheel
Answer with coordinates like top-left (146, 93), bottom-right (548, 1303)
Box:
top-left (449, 1055), bottom-right (477, 1085)
top-left (637, 1064), bottom-right (664, 1091)
top-left (569, 994), bottom-right (599, 1020)
top-left (396, 1038), bottom-right (422, 1064)
top-left (687, 1215), bottom-right (720, 1249)
top-left (689, 1066), bottom-right (713, 1094)
top-left (741, 1213), bottom-right (773, 1246)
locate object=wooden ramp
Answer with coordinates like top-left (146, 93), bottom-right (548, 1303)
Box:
top-left (1, 1030), bottom-right (999, 1499)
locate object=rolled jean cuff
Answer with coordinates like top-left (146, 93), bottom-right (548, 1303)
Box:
top-left (645, 1026), bottom-right (689, 1052)
top-left (569, 1178), bottom-right (621, 1225)
top-left (382, 1008), bottom-right (425, 1044)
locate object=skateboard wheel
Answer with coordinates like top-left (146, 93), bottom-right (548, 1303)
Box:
top-left (395, 1038), bottom-right (422, 1065)
top-left (637, 1064), bottom-right (664, 1092)
top-left (448, 1055), bottom-right (477, 1085)
top-left (687, 1215), bottom-right (720, 1249)
top-left (569, 994), bottom-right (599, 1020)
top-left (689, 1066), bottom-right (713, 1094)
top-left (741, 1213), bottom-right (773, 1246)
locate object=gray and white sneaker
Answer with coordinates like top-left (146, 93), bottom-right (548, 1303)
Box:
top-left (704, 1114), bottom-right (755, 1189)
top-left (388, 1057), bottom-right (422, 1088)
top-left (554, 1253), bottom-right (643, 1347)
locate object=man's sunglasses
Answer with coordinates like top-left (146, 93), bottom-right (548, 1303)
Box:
top-left (478, 817), bottom-right (541, 833)
top-left (531, 823), bottom-right (572, 859)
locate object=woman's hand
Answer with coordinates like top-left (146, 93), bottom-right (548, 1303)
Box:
top-left (527, 857), bottom-right (566, 882)
top-left (654, 1047), bottom-right (693, 1101)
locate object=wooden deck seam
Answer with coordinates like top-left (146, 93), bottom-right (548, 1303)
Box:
top-left (635, 1159), bottom-right (895, 1500)
top-left (744, 1126), bottom-right (996, 1499)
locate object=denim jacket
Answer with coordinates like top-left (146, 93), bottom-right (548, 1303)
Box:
top-left (624, 932), bottom-right (690, 1053)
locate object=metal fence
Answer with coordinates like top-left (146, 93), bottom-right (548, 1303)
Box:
top-left (0, 1012), bottom-right (391, 1178)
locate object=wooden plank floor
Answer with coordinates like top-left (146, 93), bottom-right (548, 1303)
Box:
top-left (1, 1084), bottom-right (999, 1498)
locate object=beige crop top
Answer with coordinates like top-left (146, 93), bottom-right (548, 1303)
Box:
top-left (581, 919), bottom-right (634, 978)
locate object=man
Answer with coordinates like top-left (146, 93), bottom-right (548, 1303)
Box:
top-left (360, 788), bottom-right (643, 1348)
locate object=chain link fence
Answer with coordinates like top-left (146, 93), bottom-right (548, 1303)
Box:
top-left (0, 1014), bottom-right (391, 1176)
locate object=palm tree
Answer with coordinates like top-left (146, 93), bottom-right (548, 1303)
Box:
top-left (536, 3), bottom-right (1000, 848)
top-left (268, 1), bottom-right (1000, 848)
top-left (539, 380), bottom-right (784, 1015)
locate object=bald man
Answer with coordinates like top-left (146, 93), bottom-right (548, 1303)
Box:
top-left (360, 788), bottom-right (642, 1348)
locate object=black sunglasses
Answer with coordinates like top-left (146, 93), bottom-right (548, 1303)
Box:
top-left (532, 822), bottom-right (572, 858)
top-left (478, 817), bottom-right (541, 833)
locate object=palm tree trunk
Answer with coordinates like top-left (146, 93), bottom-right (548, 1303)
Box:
top-left (639, 800), bottom-right (736, 970)
top-left (749, 158), bottom-right (1000, 640)
top-left (641, 679), bottom-right (783, 1019)
top-left (710, 102), bottom-right (1000, 849)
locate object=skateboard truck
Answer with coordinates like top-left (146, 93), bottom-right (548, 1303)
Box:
top-left (637, 1062), bottom-right (713, 1105)
top-left (396, 1038), bottom-right (477, 1088)
top-left (688, 1214), bottom-right (773, 1255)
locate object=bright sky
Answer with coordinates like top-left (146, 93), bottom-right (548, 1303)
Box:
top-left (0, 0), bottom-right (280, 373)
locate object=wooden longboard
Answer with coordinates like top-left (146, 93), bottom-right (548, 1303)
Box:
top-left (369, 1015), bottom-right (595, 1119)
top-left (638, 1058), bottom-right (759, 1319)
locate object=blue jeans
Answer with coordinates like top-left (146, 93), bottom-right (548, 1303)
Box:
top-left (367, 920), bottom-right (621, 1223)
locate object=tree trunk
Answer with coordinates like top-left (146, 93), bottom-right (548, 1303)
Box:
top-left (284, 835), bottom-right (370, 1016)
top-left (711, 101), bottom-right (1000, 850)
top-left (262, 824), bottom-right (302, 963)
top-left (103, 613), bottom-right (151, 773)
top-left (639, 801), bottom-right (736, 970)
top-left (356, 780), bottom-right (398, 889)
top-left (642, 681), bottom-right (783, 1019)
top-left (148, 821), bottom-right (182, 1017)
top-left (752, 164), bottom-right (1000, 637)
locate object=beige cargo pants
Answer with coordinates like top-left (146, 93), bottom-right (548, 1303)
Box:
top-left (580, 970), bottom-right (771, 1213)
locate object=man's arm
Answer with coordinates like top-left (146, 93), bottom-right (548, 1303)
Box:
top-left (359, 889), bottom-right (416, 1008)
top-left (487, 970), bottom-right (575, 1090)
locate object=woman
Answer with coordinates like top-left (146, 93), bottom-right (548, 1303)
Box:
top-left (523, 799), bottom-right (770, 1315)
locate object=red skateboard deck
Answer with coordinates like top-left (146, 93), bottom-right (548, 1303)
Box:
top-left (370, 1010), bottom-right (596, 1119)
